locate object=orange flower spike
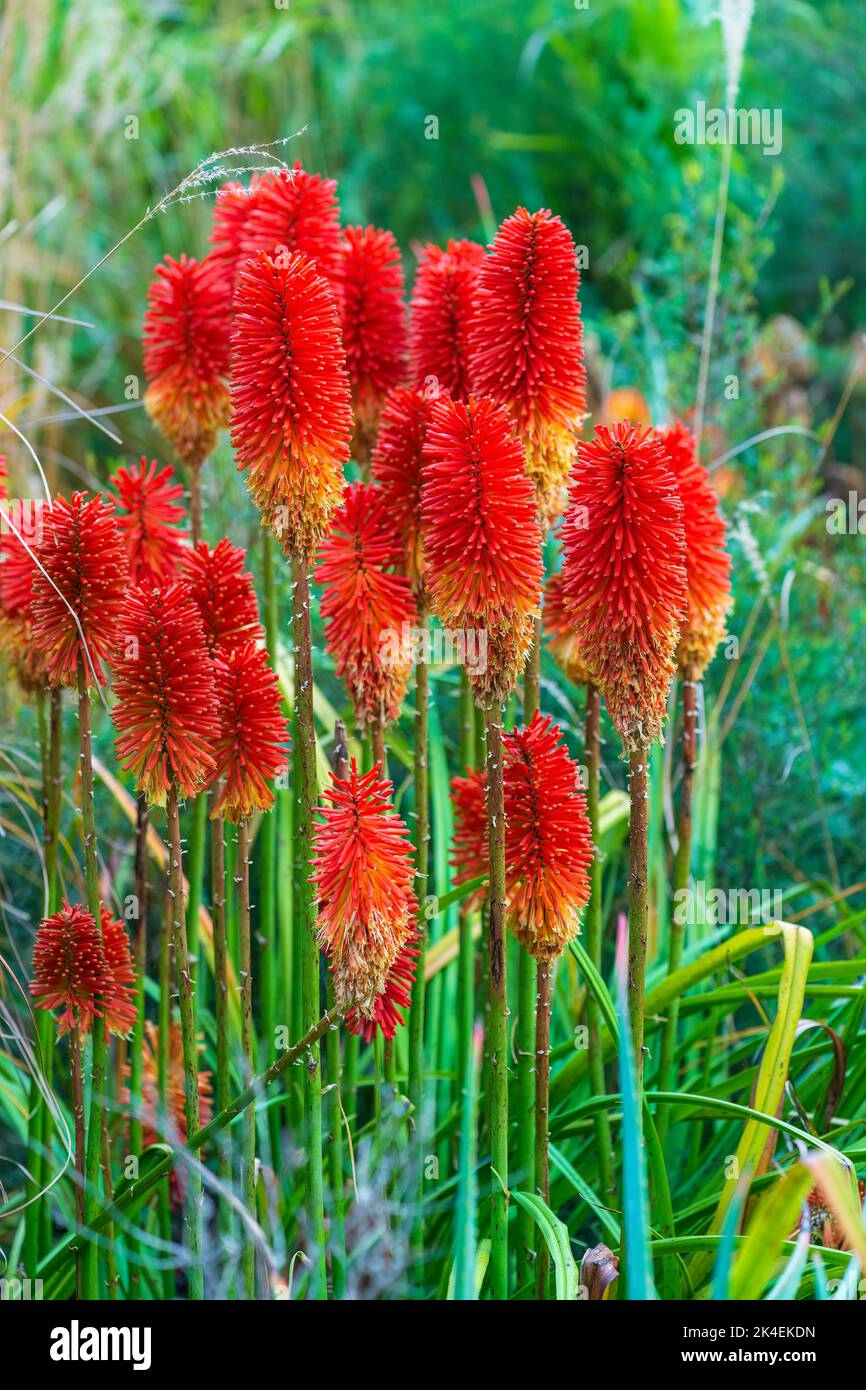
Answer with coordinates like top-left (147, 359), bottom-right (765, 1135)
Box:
top-left (344, 934), bottom-right (421, 1044)
top-left (312, 761), bottom-right (416, 1017)
top-left (210, 641), bottom-right (290, 822)
top-left (421, 393), bottom-right (543, 704)
top-left (30, 900), bottom-right (113, 1037)
top-left (409, 239), bottom-right (484, 402)
top-left (657, 420), bottom-right (732, 679)
top-left (112, 582), bottom-right (219, 807)
top-left (370, 385), bottom-right (430, 588)
top-left (560, 421), bottom-right (687, 752)
top-left (143, 253), bottom-right (232, 468)
top-left (230, 249), bottom-right (352, 559)
top-left (315, 482), bottom-right (418, 731)
top-left (542, 571), bottom-right (596, 687)
top-left (110, 457), bottom-right (186, 588)
top-left (179, 537), bottom-right (263, 657)
top-left (30, 491), bottom-right (129, 689)
top-left (123, 1020), bottom-right (212, 1202)
top-left (469, 207), bottom-right (586, 524)
top-left (340, 225), bottom-right (408, 449)
top-left (503, 712), bottom-right (593, 960)
top-left (238, 162), bottom-right (344, 297)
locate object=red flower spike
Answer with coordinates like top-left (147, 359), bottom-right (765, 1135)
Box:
top-left (112, 582), bottom-right (219, 807)
top-left (340, 225), bottom-right (408, 449)
top-left (409, 239), bottom-right (484, 402)
top-left (210, 179), bottom-right (261, 290)
top-left (657, 421), bottom-right (732, 679)
top-left (449, 766), bottom-right (489, 912)
top-left (542, 571), bottom-right (595, 687)
top-left (503, 712), bottom-right (593, 960)
top-left (370, 385), bottom-right (430, 587)
top-left (179, 538), bottom-right (263, 657)
top-left (238, 163), bottom-right (343, 295)
top-left (312, 761), bottom-right (416, 1017)
top-left (315, 482), bottom-right (418, 731)
top-left (469, 207), bottom-right (586, 524)
top-left (143, 253), bottom-right (232, 468)
top-left (560, 422), bottom-right (687, 752)
top-left (30, 900), bottom-right (113, 1037)
top-left (30, 491), bottom-right (129, 689)
top-left (421, 394), bottom-right (543, 704)
top-left (97, 907), bottom-right (138, 1037)
top-left (345, 934), bottom-right (420, 1043)
top-left (110, 457), bottom-right (186, 588)
top-left (230, 250), bottom-right (352, 559)
top-left (210, 641), bottom-right (290, 822)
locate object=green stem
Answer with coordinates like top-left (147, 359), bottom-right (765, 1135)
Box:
top-left (211, 798), bottom-right (232, 1241)
top-left (261, 531), bottom-right (278, 1129)
top-left (39, 686), bottom-right (62, 1258)
top-left (291, 556), bottom-right (327, 1299)
top-left (584, 683), bottom-right (614, 1196)
top-left (326, 719), bottom-right (348, 1298)
top-left (408, 634), bottom-right (429, 1122)
top-left (534, 958), bottom-right (552, 1300)
top-left (184, 794), bottom-right (208, 1020)
top-left (457, 671), bottom-right (477, 1095)
top-left (156, 874), bottom-right (174, 1299)
top-left (627, 747), bottom-right (650, 1092)
top-left (485, 705), bottom-right (508, 1300)
top-left (657, 676), bottom-right (698, 1139)
top-left (129, 793), bottom-right (149, 1162)
top-left (167, 786), bottom-right (204, 1300)
top-left (237, 817), bottom-right (257, 1298)
top-left (516, 621), bottom-right (540, 1289)
top-left (79, 661), bottom-right (106, 1301)
top-left (69, 1025), bottom-right (85, 1298)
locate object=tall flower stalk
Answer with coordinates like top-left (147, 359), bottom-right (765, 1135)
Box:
top-left (422, 393), bottom-right (543, 1297)
top-left (30, 491), bottom-right (128, 1298)
top-left (655, 422), bottom-right (731, 1120)
top-left (230, 245), bottom-right (350, 1296)
top-left (561, 424), bottom-right (686, 1086)
top-left (111, 581), bottom-right (219, 1298)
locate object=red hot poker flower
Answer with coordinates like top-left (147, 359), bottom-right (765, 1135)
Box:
top-left (110, 457), bottom-right (186, 588)
top-left (421, 395), bottom-right (543, 626)
top-left (30, 900), bottom-right (113, 1037)
top-left (112, 582), bottom-right (219, 806)
top-left (312, 762), bottom-right (416, 1017)
top-left (560, 422), bottom-right (687, 752)
top-left (469, 207), bottom-right (586, 524)
top-left (179, 538), bottom-right (263, 657)
top-left (370, 385), bottom-right (430, 588)
top-left (98, 908), bottom-right (138, 1037)
top-left (210, 179), bottom-right (261, 290)
top-left (657, 420), bottom-right (732, 679)
top-left (238, 163), bottom-right (343, 295)
top-left (230, 250), bottom-right (352, 558)
top-left (30, 491), bottom-right (129, 689)
top-left (143, 253), bottom-right (232, 468)
top-left (409, 239), bottom-right (484, 402)
top-left (345, 935), bottom-right (420, 1043)
top-left (503, 712), bottom-right (593, 960)
top-left (449, 766), bottom-right (489, 912)
top-left (340, 225), bottom-right (408, 450)
top-left (421, 393), bottom-right (543, 704)
top-left (210, 640), bottom-right (290, 822)
top-left (315, 482), bottom-right (418, 732)
top-left (542, 571), bottom-right (595, 687)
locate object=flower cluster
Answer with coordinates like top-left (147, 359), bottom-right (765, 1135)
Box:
top-left (30, 900), bottom-right (137, 1038)
top-left (312, 762), bottom-right (416, 1017)
top-left (316, 482), bottom-right (417, 731)
top-left (110, 457), bottom-right (186, 588)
